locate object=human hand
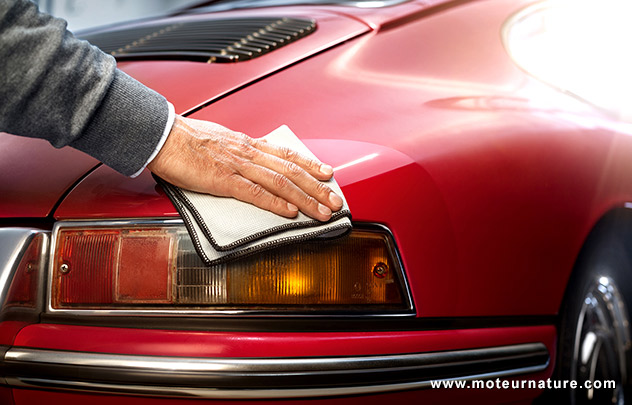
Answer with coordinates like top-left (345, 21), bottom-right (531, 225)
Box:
top-left (147, 116), bottom-right (343, 222)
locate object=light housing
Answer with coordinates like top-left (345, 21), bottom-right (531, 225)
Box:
top-left (48, 220), bottom-right (413, 315)
top-left (3, 232), bottom-right (46, 309)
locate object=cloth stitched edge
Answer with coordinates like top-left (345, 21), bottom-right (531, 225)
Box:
top-left (154, 125), bottom-right (352, 265)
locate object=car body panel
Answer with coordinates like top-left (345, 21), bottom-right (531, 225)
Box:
top-left (0, 134), bottom-right (98, 218)
top-left (13, 323), bottom-right (554, 358)
top-left (114, 8), bottom-right (370, 115)
top-left (53, 168), bottom-right (177, 218)
top-left (111, 1), bottom-right (490, 116)
top-left (10, 387), bottom-right (539, 405)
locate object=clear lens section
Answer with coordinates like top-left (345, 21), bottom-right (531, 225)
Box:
top-left (51, 223), bottom-right (409, 313)
top-left (5, 233), bottom-right (45, 308)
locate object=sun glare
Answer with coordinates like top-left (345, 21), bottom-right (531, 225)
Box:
top-left (505, 0), bottom-right (632, 120)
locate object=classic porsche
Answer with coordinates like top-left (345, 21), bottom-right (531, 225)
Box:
top-left (1, 0), bottom-right (631, 403)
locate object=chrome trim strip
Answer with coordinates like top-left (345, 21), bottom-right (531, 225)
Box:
top-left (4, 342), bottom-right (545, 372)
top-left (3, 343), bottom-right (549, 399)
top-left (7, 366), bottom-right (547, 399)
top-left (0, 228), bottom-right (47, 309)
top-left (47, 219), bottom-right (414, 317)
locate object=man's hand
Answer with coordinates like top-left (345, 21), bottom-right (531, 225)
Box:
top-left (147, 116), bottom-right (343, 222)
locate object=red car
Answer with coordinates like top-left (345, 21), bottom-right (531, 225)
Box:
top-left (1, 0), bottom-right (631, 403)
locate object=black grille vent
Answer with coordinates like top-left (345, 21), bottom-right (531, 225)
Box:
top-left (80, 17), bottom-right (317, 63)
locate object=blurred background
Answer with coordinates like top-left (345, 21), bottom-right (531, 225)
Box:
top-left (32, 0), bottom-right (199, 31)
top-left (32, 0), bottom-right (632, 121)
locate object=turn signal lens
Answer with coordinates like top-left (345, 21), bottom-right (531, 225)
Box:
top-left (50, 221), bottom-right (411, 314)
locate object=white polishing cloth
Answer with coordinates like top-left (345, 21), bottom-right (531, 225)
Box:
top-left (157, 125), bottom-right (352, 265)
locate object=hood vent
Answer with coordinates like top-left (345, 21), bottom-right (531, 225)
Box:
top-left (80, 17), bottom-right (316, 63)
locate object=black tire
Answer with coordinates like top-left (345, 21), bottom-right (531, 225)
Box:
top-left (550, 230), bottom-right (632, 404)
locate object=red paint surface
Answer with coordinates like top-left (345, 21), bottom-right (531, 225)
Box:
top-left (116, 8), bottom-right (370, 115)
top-left (0, 134), bottom-right (98, 218)
top-left (11, 387), bottom-right (541, 405)
top-left (15, 323), bottom-right (555, 358)
top-left (0, 387), bottom-right (14, 405)
top-left (0, 321), bottom-right (31, 346)
top-left (54, 167), bottom-right (176, 218)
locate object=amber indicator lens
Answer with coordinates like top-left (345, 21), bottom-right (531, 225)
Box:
top-left (51, 224), bottom-right (410, 313)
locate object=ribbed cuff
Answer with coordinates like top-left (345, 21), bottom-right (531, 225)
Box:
top-left (130, 101), bottom-right (175, 178)
top-left (69, 69), bottom-right (169, 176)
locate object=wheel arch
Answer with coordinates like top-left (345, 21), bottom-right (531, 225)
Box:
top-left (538, 206), bottom-right (632, 403)
top-left (565, 206), bottom-right (632, 308)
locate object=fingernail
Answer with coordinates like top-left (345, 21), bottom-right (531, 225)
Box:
top-left (318, 203), bottom-right (332, 216)
top-left (287, 202), bottom-right (299, 212)
top-left (320, 164), bottom-right (334, 176)
top-left (329, 192), bottom-right (343, 208)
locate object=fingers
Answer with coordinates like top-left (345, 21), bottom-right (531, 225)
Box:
top-left (252, 139), bottom-right (334, 181)
top-left (250, 150), bottom-right (343, 214)
top-left (227, 174), bottom-right (302, 219)
top-left (218, 131), bottom-right (343, 219)
top-left (236, 161), bottom-right (337, 222)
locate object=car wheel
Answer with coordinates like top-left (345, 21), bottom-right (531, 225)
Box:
top-left (555, 233), bottom-right (632, 404)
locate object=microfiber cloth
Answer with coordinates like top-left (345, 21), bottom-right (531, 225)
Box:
top-left (156, 125), bottom-right (352, 265)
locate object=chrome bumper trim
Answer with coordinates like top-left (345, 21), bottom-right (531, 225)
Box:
top-left (2, 343), bottom-right (549, 399)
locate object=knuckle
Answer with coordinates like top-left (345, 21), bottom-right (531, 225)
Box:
top-left (238, 160), bottom-right (254, 174)
top-left (237, 132), bottom-right (251, 143)
top-left (301, 193), bottom-right (318, 208)
top-left (283, 161), bottom-right (303, 178)
top-left (236, 140), bottom-right (256, 159)
top-left (303, 157), bottom-right (318, 171)
top-left (270, 194), bottom-right (285, 209)
top-left (272, 172), bottom-right (289, 189)
top-left (211, 161), bottom-right (234, 179)
top-left (314, 181), bottom-right (331, 196)
top-left (225, 172), bottom-right (243, 187)
top-left (248, 136), bottom-right (261, 147)
top-left (281, 147), bottom-right (297, 161)
top-left (248, 182), bottom-right (267, 199)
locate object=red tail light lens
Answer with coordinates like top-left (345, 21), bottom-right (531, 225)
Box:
top-left (50, 221), bottom-right (412, 314)
top-left (53, 229), bottom-right (173, 307)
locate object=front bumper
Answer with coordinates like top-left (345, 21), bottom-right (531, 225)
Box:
top-left (1, 343), bottom-right (548, 399)
top-left (0, 227), bottom-right (554, 401)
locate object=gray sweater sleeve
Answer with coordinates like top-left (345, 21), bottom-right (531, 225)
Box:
top-left (0, 0), bottom-right (169, 176)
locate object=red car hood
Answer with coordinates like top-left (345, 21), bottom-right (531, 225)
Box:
top-left (3, 2), bottom-right (432, 219)
top-left (115, 7), bottom-right (371, 115)
top-left (113, 1), bottom-right (453, 114)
